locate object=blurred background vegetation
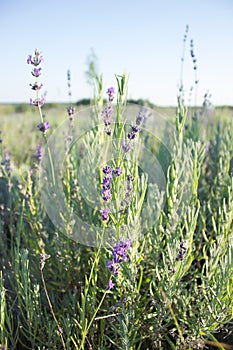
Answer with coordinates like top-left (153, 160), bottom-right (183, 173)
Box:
top-left (0, 102), bottom-right (232, 168)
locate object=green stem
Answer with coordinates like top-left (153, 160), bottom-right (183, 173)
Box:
top-left (79, 289), bottom-right (108, 350)
top-left (43, 133), bottom-right (56, 186)
top-left (36, 91), bottom-right (56, 185)
top-left (40, 266), bottom-right (66, 350)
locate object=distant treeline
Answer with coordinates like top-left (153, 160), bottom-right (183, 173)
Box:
top-left (0, 100), bottom-right (232, 115)
top-left (76, 98), bottom-right (155, 108)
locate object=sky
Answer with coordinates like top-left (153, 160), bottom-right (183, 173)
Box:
top-left (0, 0), bottom-right (233, 106)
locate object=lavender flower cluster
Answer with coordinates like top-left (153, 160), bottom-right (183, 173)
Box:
top-left (190, 39), bottom-right (198, 76)
top-left (121, 111), bottom-right (145, 153)
top-left (67, 106), bottom-right (75, 121)
top-left (128, 111), bottom-right (144, 139)
top-left (100, 165), bottom-right (122, 221)
top-left (101, 165), bottom-right (122, 204)
top-left (106, 238), bottom-right (132, 290)
top-left (122, 174), bottom-right (134, 206)
top-left (27, 50), bottom-right (44, 106)
top-left (66, 70), bottom-right (75, 128)
top-left (101, 165), bottom-right (113, 203)
top-left (27, 49), bottom-right (51, 134)
top-left (176, 240), bottom-right (188, 261)
top-left (102, 87), bottom-right (115, 136)
top-left (2, 148), bottom-right (11, 177)
top-left (67, 69), bottom-right (72, 99)
top-left (36, 144), bottom-right (43, 162)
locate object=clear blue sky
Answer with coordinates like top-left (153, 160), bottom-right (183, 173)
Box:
top-left (1, 0), bottom-right (233, 105)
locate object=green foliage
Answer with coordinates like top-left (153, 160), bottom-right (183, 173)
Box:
top-left (0, 79), bottom-right (233, 349)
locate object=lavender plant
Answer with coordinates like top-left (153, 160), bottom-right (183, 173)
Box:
top-left (0, 37), bottom-right (232, 350)
top-left (27, 49), bottom-right (55, 185)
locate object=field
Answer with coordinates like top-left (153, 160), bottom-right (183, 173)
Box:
top-left (0, 57), bottom-right (233, 349)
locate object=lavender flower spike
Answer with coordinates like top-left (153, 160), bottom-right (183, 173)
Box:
top-left (102, 87), bottom-right (115, 135)
top-left (102, 105), bottom-right (113, 126)
top-left (3, 148), bottom-right (11, 176)
top-left (36, 144), bottom-right (43, 162)
top-left (136, 111), bottom-right (145, 126)
top-left (121, 140), bottom-right (133, 153)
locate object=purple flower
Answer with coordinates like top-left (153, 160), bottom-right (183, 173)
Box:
top-left (106, 259), bottom-right (120, 275)
top-left (108, 279), bottom-right (115, 290)
top-left (127, 123), bottom-right (141, 140)
top-left (37, 121), bottom-right (50, 133)
top-left (102, 189), bottom-right (112, 202)
top-left (104, 127), bottom-right (112, 136)
top-left (112, 238), bottom-right (131, 263)
top-left (101, 165), bottom-right (113, 202)
top-left (127, 175), bottom-right (134, 182)
top-left (103, 165), bottom-right (112, 175)
top-left (176, 240), bottom-right (188, 261)
top-left (4, 149), bottom-right (10, 162)
top-left (100, 208), bottom-right (109, 221)
top-left (121, 140), bottom-right (133, 153)
top-left (30, 82), bottom-right (43, 91)
top-left (106, 87), bottom-right (115, 102)
top-left (30, 97), bottom-right (45, 107)
top-left (136, 111), bottom-right (145, 126)
top-left (27, 49), bottom-right (43, 66)
top-left (106, 238), bottom-right (131, 291)
top-left (102, 184), bottom-right (111, 191)
top-left (131, 125), bottom-right (140, 133)
top-left (102, 104), bottom-right (113, 126)
top-left (126, 175), bottom-right (134, 191)
top-left (102, 104), bottom-right (113, 136)
top-left (122, 175), bottom-right (134, 206)
top-left (27, 55), bottom-right (32, 64)
top-left (113, 167), bottom-right (122, 176)
top-left (113, 249), bottom-right (127, 263)
top-left (102, 178), bottom-right (111, 191)
top-left (2, 148), bottom-right (11, 176)
top-left (67, 106), bottom-right (75, 118)
top-left (31, 67), bottom-right (42, 77)
top-left (128, 132), bottom-right (136, 140)
top-left (36, 144), bottom-right (42, 162)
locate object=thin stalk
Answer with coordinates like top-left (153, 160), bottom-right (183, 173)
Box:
top-left (160, 288), bottom-right (186, 347)
top-left (180, 25), bottom-right (189, 95)
top-left (40, 265), bottom-right (66, 350)
top-left (36, 93), bottom-right (56, 186)
top-left (79, 289), bottom-right (108, 350)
